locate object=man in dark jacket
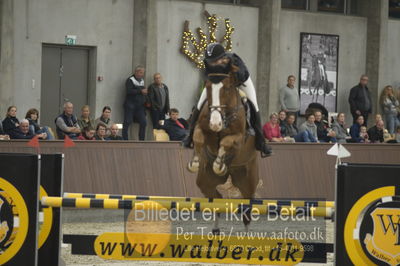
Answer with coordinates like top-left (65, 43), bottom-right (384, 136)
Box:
top-left (10, 119), bottom-right (46, 139)
top-left (161, 108), bottom-right (188, 141)
top-left (367, 120), bottom-right (384, 143)
top-left (122, 65), bottom-right (147, 140)
top-left (55, 102), bottom-right (81, 139)
top-left (148, 73), bottom-right (170, 129)
top-left (348, 75), bottom-right (372, 126)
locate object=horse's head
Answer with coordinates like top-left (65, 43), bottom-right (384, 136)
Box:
top-left (205, 65), bottom-right (241, 132)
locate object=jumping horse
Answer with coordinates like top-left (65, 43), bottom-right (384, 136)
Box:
top-left (188, 65), bottom-right (259, 233)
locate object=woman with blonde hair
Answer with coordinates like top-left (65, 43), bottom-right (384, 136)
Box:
top-left (77, 105), bottom-right (95, 130)
top-left (379, 85), bottom-right (400, 134)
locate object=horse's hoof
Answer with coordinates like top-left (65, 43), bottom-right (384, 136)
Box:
top-left (212, 228), bottom-right (220, 235)
top-left (187, 160), bottom-right (199, 173)
top-left (213, 162), bottom-right (227, 176)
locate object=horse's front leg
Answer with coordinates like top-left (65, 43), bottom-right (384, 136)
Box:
top-left (213, 134), bottom-right (243, 176)
top-left (188, 126), bottom-right (203, 173)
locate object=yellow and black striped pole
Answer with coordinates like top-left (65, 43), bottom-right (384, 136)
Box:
top-left (63, 192), bottom-right (335, 208)
top-left (42, 196), bottom-right (334, 218)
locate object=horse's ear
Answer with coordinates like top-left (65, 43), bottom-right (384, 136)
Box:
top-left (231, 64), bottom-right (239, 73)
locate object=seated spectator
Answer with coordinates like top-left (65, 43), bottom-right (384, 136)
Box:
top-left (278, 110), bottom-right (287, 136)
top-left (2, 106), bottom-right (19, 136)
top-left (9, 119), bottom-right (47, 139)
top-left (375, 113), bottom-right (383, 123)
top-left (283, 113), bottom-right (315, 143)
top-left (25, 108), bottom-right (54, 140)
top-left (55, 102), bottom-right (81, 139)
top-left (367, 119), bottom-right (385, 143)
top-left (263, 113), bottom-right (284, 142)
top-left (107, 124), bottom-right (123, 140)
top-left (95, 106), bottom-right (113, 134)
top-left (0, 116), bottom-right (10, 140)
top-left (332, 112), bottom-right (350, 144)
top-left (395, 125), bottom-right (400, 143)
top-left (359, 126), bottom-right (370, 143)
top-left (77, 126), bottom-right (96, 140)
top-left (298, 113), bottom-right (318, 142)
top-left (349, 115), bottom-right (365, 143)
top-left (94, 123), bottom-right (107, 141)
top-left (77, 105), bottom-right (95, 130)
top-left (314, 110), bottom-right (336, 143)
top-left (160, 108), bottom-right (189, 141)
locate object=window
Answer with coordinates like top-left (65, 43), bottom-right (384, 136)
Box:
top-left (318, 0), bottom-right (345, 13)
top-left (389, 0), bottom-right (400, 18)
top-left (282, 0), bottom-right (308, 10)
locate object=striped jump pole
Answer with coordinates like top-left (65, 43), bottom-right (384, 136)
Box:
top-left (42, 196), bottom-right (334, 218)
top-left (63, 192), bottom-right (335, 208)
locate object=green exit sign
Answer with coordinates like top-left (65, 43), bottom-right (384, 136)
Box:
top-left (65, 35), bottom-right (77, 45)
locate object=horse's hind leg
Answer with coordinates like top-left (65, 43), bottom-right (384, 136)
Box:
top-left (188, 126), bottom-right (203, 173)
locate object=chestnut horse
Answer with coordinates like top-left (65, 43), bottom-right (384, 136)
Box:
top-left (188, 66), bottom-right (259, 232)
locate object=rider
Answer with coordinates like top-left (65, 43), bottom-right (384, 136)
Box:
top-left (184, 43), bottom-right (272, 157)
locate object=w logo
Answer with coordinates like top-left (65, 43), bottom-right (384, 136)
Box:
top-left (364, 208), bottom-right (400, 265)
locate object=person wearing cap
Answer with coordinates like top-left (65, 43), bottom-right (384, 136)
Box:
top-left (183, 43), bottom-right (272, 157)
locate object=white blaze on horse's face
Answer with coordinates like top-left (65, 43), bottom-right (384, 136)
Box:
top-left (209, 82), bottom-right (223, 132)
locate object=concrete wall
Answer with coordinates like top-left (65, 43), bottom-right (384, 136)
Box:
top-left (279, 10), bottom-right (367, 122)
top-left (9, 0), bottom-right (133, 122)
top-left (386, 19), bottom-right (400, 91)
top-left (155, 0), bottom-right (259, 118)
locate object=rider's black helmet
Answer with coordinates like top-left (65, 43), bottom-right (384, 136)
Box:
top-left (204, 43), bottom-right (226, 64)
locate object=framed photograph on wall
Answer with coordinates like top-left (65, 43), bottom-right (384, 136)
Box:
top-left (299, 33), bottom-right (339, 115)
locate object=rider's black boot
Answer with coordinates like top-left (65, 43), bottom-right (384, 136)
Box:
top-left (183, 108), bottom-right (200, 148)
top-left (250, 107), bottom-right (272, 158)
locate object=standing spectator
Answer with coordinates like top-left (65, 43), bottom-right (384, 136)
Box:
top-left (55, 102), bottom-right (81, 139)
top-left (278, 110), bottom-right (287, 136)
top-left (280, 75), bottom-right (300, 120)
top-left (122, 65), bottom-right (147, 140)
top-left (25, 108), bottom-right (54, 140)
top-left (160, 108), bottom-right (188, 141)
top-left (350, 115), bottom-right (365, 143)
top-left (348, 75), bottom-right (372, 125)
top-left (298, 113), bottom-right (318, 142)
top-left (77, 105), bottom-right (95, 130)
top-left (314, 110), bottom-right (336, 143)
top-left (148, 73), bottom-right (170, 129)
top-left (2, 106), bottom-right (19, 136)
top-left (77, 126), bottom-right (96, 140)
top-left (95, 123), bottom-right (107, 141)
top-left (263, 113), bottom-right (284, 142)
top-left (107, 124), bottom-right (123, 140)
top-left (95, 106), bottom-right (113, 135)
top-left (379, 85), bottom-right (400, 134)
top-left (368, 120), bottom-right (385, 143)
top-left (332, 113), bottom-right (350, 144)
top-left (9, 119), bottom-right (47, 139)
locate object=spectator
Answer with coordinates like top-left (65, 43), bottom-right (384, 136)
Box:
top-left (25, 108), bottom-right (54, 140)
top-left (77, 126), bottom-right (96, 140)
top-left (263, 113), bottom-right (284, 142)
top-left (9, 119), bottom-right (47, 139)
top-left (55, 102), bottom-right (81, 139)
top-left (122, 65), bottom-right (147, 140)
top-left (2, 106), bottom-right (19, 136)
top-left (375, 113), bottom-right (383, 123)
top-left (95, 123), bottom-right (107, 141)
top-left (77, 105), bottom-right (95, 130)
top-left (160, 108), bottom-right (188, 141)
top-left (0, 116), bottom-right (10, 140)
top-left (314, 110), bottom-right (336, 143)
top-left (379, 85), bottom-right (400, 134)
top-left (148, 73), bottom-right (170, 129)
top-left (348, 75), bottom-right (372, 125)
top-left (283, 113), bottom-right (315, 142)
top-left (395, 125), bottom-right (400, 143)
top-left (368, 120), bottom-right (385, 143)
top-left (298, 113), bottom-right (318, 142)
top-left (95, 106), bottom-right (113, 134)
top-left (278, 110), bottom-right (287, 136)
top-left (280, 75), bottom-right (300, 120)
top-left (350, 115), bottom-right (365, 143)
top-left (107, 124), bottom-right (123, 140)
top-left (332, 113), bottom-right (350, 144)
top-left (359, 126), bottom-right (370, 143)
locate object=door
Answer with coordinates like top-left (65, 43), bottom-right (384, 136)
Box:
top-left (40, 45), bottom-right (89, 128)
